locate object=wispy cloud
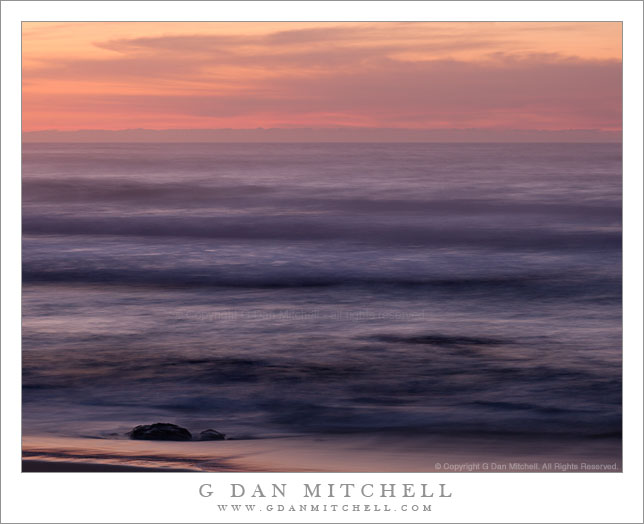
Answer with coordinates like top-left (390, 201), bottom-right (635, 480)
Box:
top-left (22, 22), bottom-right (622, 133)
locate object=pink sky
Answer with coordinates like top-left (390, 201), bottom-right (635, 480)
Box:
top-left (22, 22), bottom-right (622, 138)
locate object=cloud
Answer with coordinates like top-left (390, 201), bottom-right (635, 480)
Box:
top-left (22, 24), bottom-right (622, 132)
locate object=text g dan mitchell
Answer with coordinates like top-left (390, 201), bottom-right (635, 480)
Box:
top-left (199, 482), bottom-right (453, 499)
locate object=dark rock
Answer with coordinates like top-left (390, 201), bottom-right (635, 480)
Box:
top-left (128, 423), bottom-right (192, 441)
top-left (199, 429), bottom-right (226, 441)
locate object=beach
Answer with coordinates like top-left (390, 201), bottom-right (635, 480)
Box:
top-left (22, 433), bottom-right (621, 472)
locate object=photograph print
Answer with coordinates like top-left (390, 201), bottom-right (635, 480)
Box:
top-left (21, 21), bottom-right (622, 472)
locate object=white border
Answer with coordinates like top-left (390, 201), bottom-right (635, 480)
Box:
top-left (2, 2), bottom-right (642, 523)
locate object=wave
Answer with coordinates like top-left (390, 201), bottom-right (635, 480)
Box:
top-left (22, 215), bottom-right (621, 250)
top-left (373, 334), bottom-right (508, 346)
top-left (22, 265), bottom-right (618, 296)
top-left (23, 177), bottom-right (621, 220)
top-left (23, 339), bottom-right (622, 438)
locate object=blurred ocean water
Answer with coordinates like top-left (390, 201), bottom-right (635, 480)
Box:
top-left (22, 142), bottom-right (621, 440)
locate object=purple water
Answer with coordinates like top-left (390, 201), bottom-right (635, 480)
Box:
top-left (22, 142), bottom-right (621, 441)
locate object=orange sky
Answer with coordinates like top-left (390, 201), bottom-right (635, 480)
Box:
top-left (22, 22), bottom-right (622, 133)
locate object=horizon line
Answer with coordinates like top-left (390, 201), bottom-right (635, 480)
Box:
top-left (22, 127), bottom-right (621, 144)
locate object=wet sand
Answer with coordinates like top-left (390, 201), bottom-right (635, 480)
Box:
top-left (22, 460), bottom-right (193, 472)
top-left (22, 433), bottom-right (622, 473)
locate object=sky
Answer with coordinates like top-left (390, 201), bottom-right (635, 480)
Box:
top-left (22, 22), bottom-right (622, 139)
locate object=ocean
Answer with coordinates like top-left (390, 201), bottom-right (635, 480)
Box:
top-left (22, 142), bottom-right (622, 445)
